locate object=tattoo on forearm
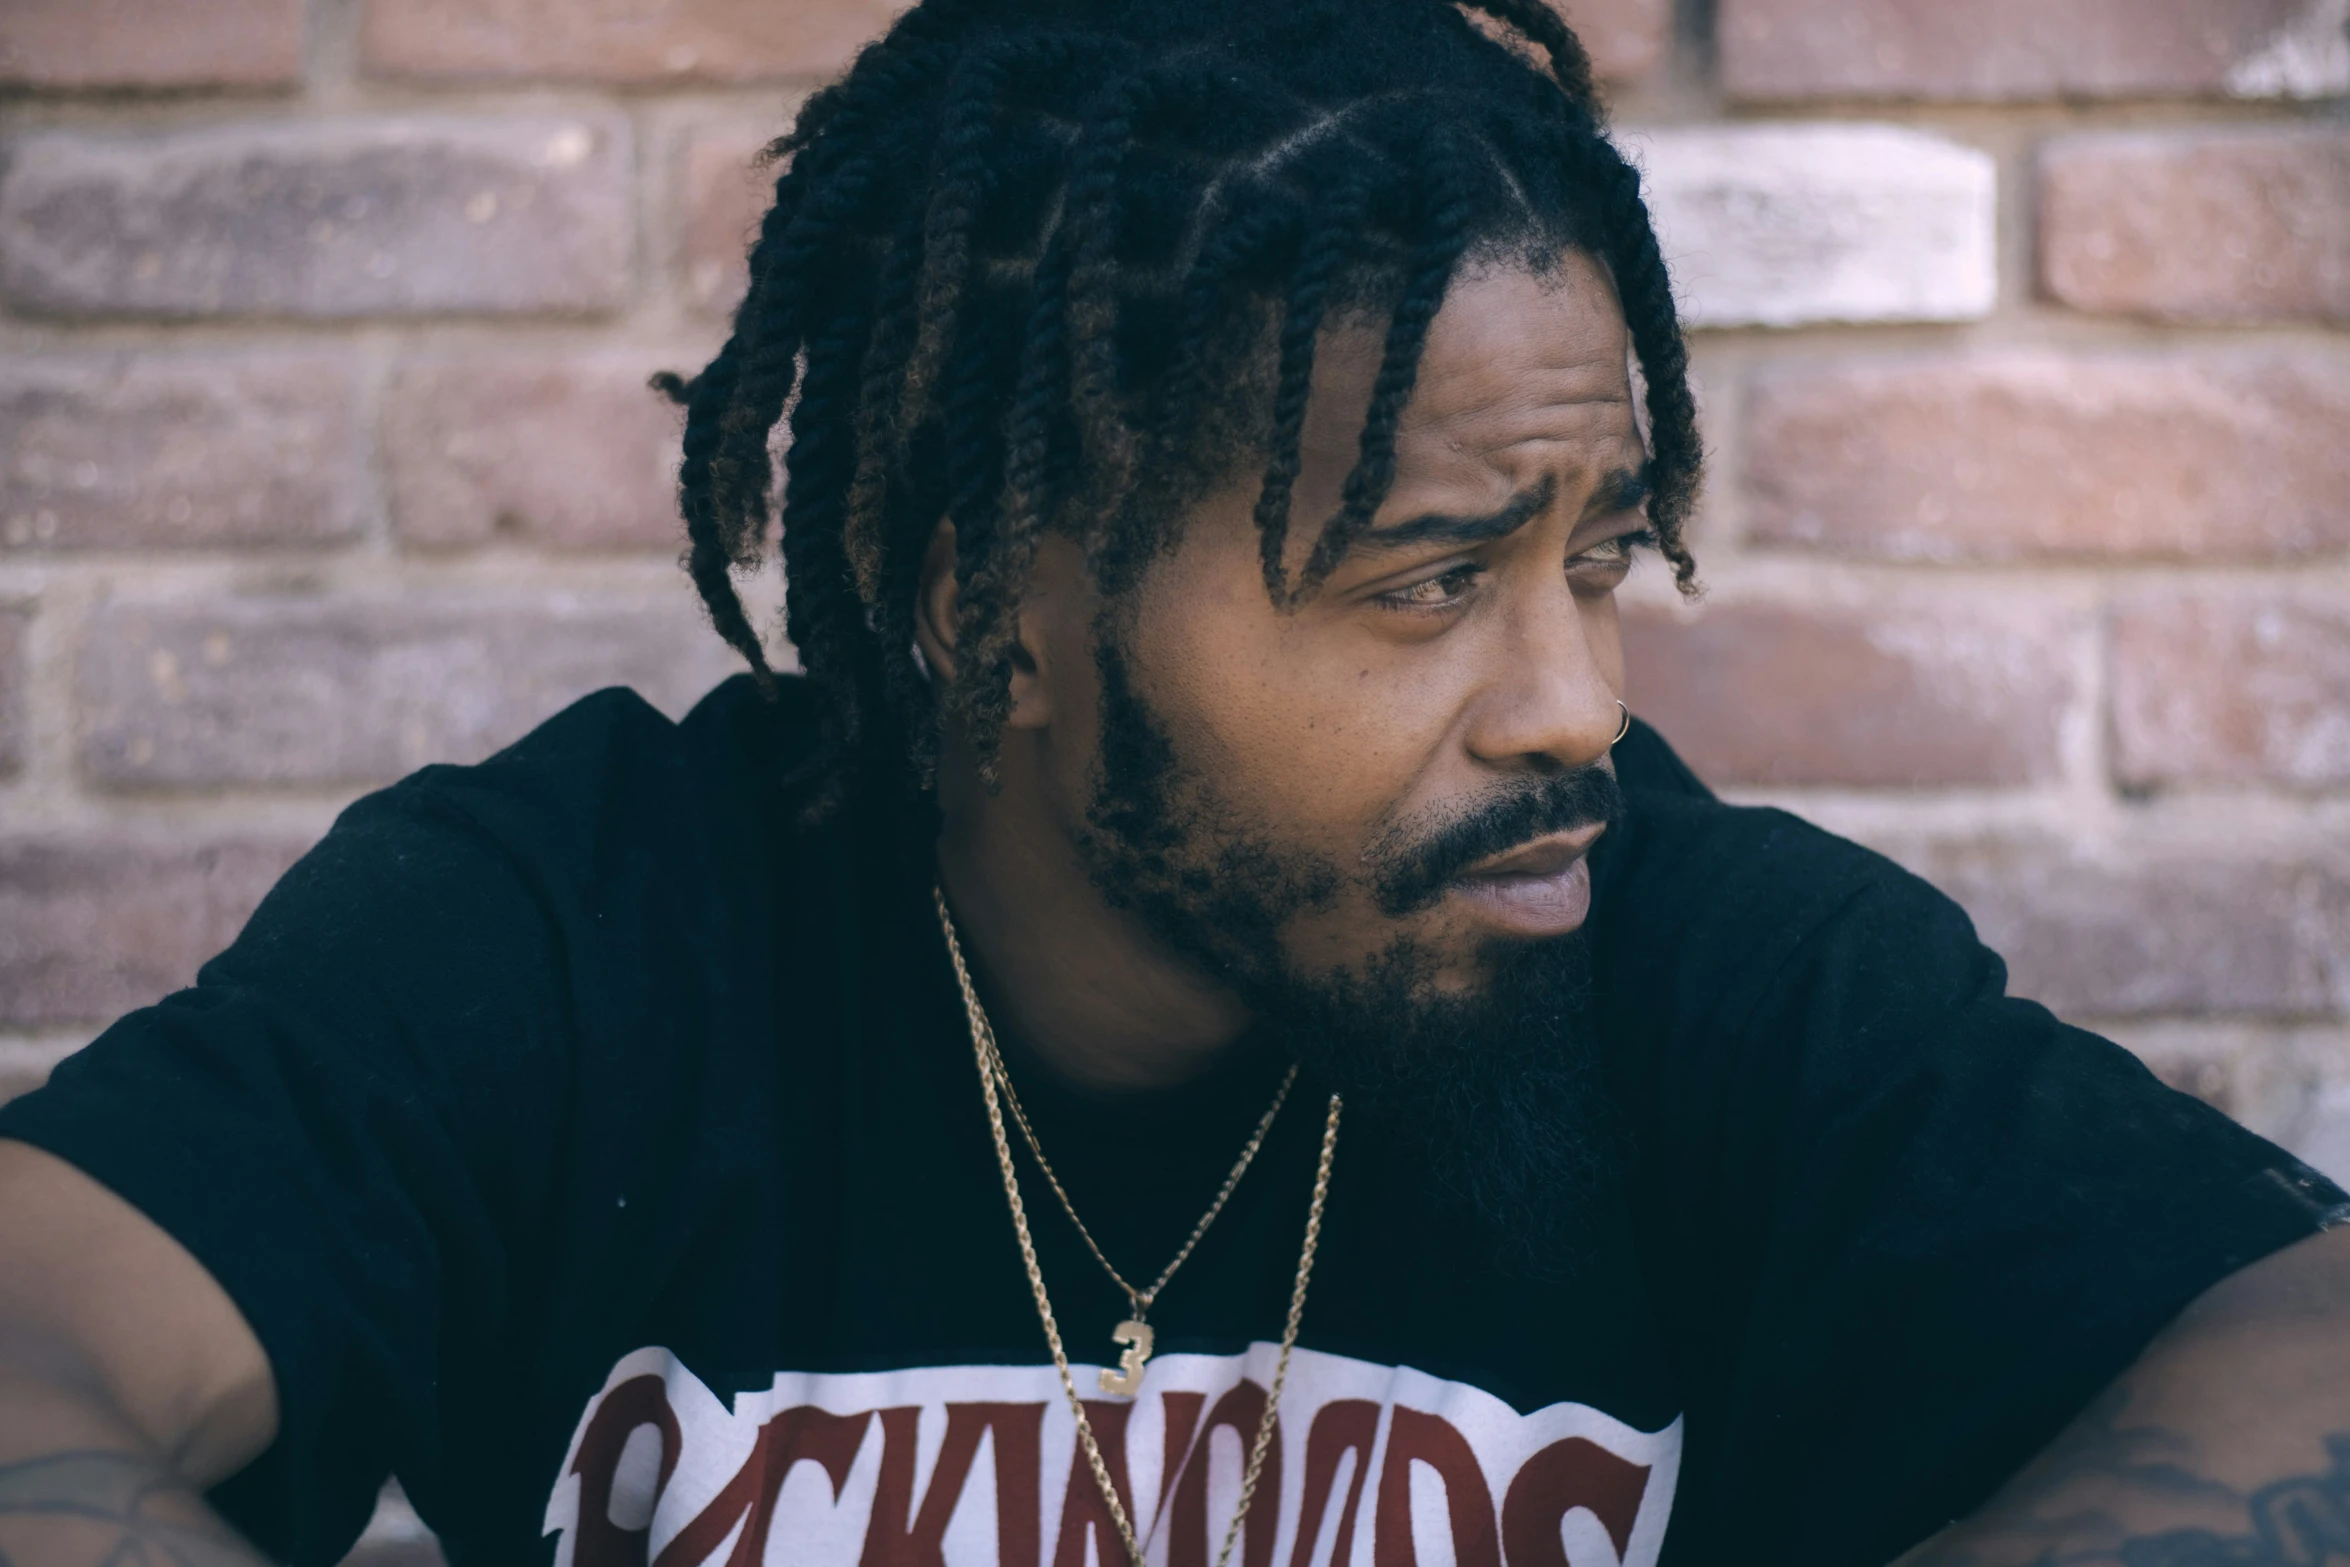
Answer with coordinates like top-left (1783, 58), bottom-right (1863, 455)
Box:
top-left (2055, 1435), bottom-right (2350, 1566)
top-left (1919, 1427), bottom-right (2350, 1567)
top-left (0, 1451), bottom-right (264, 1567)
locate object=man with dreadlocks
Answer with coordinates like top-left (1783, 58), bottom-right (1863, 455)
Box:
top-left (3, 2), bottom-right (2348, 1565)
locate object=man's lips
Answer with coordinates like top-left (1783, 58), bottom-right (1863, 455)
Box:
top-left (1446, 823), bottom-right (1608, 938)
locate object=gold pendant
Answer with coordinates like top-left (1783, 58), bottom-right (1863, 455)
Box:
top-left (1099, 1319), bottom-right (1154, 1397)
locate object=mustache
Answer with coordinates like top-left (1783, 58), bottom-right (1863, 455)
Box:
top-left (1367, 763), bottom-right (1624, 917)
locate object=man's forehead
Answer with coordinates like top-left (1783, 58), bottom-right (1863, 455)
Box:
top-left (1399, 260), bottom-right (1637, 437)
top-left (1290, 256), bottom-right (1642, 503)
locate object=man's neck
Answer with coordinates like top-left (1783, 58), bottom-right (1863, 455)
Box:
top-left (932, 744), bottom-right (1253, 1094)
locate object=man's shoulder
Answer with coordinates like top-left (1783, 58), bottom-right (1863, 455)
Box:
top-left (345, 673), bottom-right (810, 871)
top-left (400, 673), bottom-right (809, 820)
top-left (1601, 721), bottom-right (1995, 1035)
top-left (1609, 718), bottom-right (1936, 928)
top-left (254, 673), bottom-right (826, 985)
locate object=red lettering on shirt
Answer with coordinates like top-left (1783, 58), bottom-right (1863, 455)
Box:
top-left (545, 1347), bottom-right (1682, 1567)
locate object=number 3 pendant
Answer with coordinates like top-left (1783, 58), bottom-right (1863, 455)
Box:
top-left (1100, 1319), bottom-right (1154, 1396)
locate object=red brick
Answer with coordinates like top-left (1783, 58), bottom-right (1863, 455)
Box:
top-left (360, 0), bottom-right (1653, 86)
top-left (1622, 596), bottom-right (2074, 787)
top-left (1745, 353), bottom-right (2350, 562)
top-left (383, 355), bottom-right (685, 552)
top-left (679, 123), bottom-right (777, 320)
top-left (0, 608), bottom-right (25, 779)
top-left (77, 596), bottom-right (742, 789)
top-left (2111, 592), bottom-right (2350, 791)
top-left (1, 355), bottom-right (361, 551)
top-left (0, 117), bottom-right (630, 320)
top-left (0, 0), bottom-right (304, 89)
top-left (1894, 836), bottom-right (2347, 1016)
top-left (0, 836), bottom-right (307, 1028)
top-left (1557, 0), bottom-right (1671, 83)
top-left (361, 0), bottom-right (907, 82)
top-left (2041, 128), bottom-right (2350, 325)
top-left (1719, 0), bottom-right (2343, 101)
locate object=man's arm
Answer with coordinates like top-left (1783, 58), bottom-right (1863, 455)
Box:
top-left (0, 1139), bottom-right (278, 1566)
top-left (1904, 1223), bottom-right (2350, 1566)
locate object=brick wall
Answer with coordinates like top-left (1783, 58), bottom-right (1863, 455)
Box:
top-left (0, 1), bottom-right (2346, 1554)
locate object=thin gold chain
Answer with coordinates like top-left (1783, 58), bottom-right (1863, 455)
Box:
top-left (985, 1034), bottom-right (1297, 1319)
top-left (935, 887), bottom-right (1340, 1567)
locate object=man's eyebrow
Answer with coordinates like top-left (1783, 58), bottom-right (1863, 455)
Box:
top-left (1583, 465), bottom-right (1651, 522)
top-left (1357, 474), bottom-right (1557, 551)
top-left (1352, 464), bottom-right (1651, 554)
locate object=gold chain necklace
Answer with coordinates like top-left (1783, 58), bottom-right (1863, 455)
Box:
top-left (934, 887), bottom-right (1341, 1567)
top-left (986, 1019), bottom-right (1297, 1394)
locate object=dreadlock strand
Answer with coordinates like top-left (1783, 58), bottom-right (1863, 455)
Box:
top-left (899, 35), bottom-right (1079, 445)
top-left (1250, 164), bottom-right (1377, 604)
top-left (1571, 134), bottom-right (1702, 589)
top-left (705, 38), bottom-right (962, 562)
top-left (658, 339), bottom-right (777, 688)
top-left (844, 202), bottom-right (933, 603)
top-left (953, 226), bottom-right (1079, 779)
top-left (1156, 191), bottom-right (1295, 452)
top-left (1299, 137), bottom-right (1475, 596)
top-left (1457, 0), bottom-right (1604, 122)
top-left (1062, 64), bottom-right (1158, 558)
top-left (779, 305), bottom-right (893, 811)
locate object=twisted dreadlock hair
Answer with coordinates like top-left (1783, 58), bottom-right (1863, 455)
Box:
top-left (661, 0), bottom-right (1702, 818)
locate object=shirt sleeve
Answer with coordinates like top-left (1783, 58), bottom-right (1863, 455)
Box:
top-left (0, 771), bottom-right (580, 1564)
top-left (1593, 794), bottom-right (2349, 1567)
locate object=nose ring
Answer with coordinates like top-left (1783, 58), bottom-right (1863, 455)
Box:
top-left (1610, 699), bottom-right (1631, 748)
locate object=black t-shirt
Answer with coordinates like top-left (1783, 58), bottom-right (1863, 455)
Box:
top-left (3, 676), bottom-right (2341, 1567)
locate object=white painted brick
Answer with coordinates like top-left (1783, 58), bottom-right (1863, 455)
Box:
top-left (1627, 124), bottom-right (1998, 330)
top-left (2226, 0), bottom-right (2350, 98)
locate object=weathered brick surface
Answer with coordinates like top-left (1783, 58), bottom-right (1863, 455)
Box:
top-left (2041, 128), bottom-right (2350, 325)
top-left (0, 836), bottom-right (307, 1028)
top-left (0, 117), bottom-right (631, 320)
top-left (1720, 0), bottom-right (2350, 101)
top-left (1636, 125), bottom-right (1996, 328)
top-left (678, 122), bottom-right (774, 319)
top-left (362, 0), bottom-right (906, 81)
top-left (1, 355), bottom-right (362, 551)
top-left (357, 0), bottom-right (1659, 86)
top-left (2112, 592), bottom-right (2350, 791)
top-left (1622, 596), bottom-right (2074, 787)
top-left (0, 0), bottom-right (305, 89)
top-left (1559, 0), bottom-right (1671, 82)
top-left (77, 596), bottom-right (741, 789)
top-left (382, 355), bottom-right (685, 551)
top-left (0, 608), bottom-right (27, 778)
top-left (1746, 353), bottom-right (2350, 561)
top-left (1897, 837), bottom-right (2349, 1016)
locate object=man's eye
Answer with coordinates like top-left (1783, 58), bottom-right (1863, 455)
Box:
top-left (1379, 564), bottom-right (1483, 610)
top-left (1567, 528), bottom-right (1657, 585)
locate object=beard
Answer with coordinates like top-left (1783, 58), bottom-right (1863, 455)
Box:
top-left (1078, 637), bottom-right (1625, 1277)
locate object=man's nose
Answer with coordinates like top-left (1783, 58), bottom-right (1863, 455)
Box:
top-left (1462, 598), bottom-right (1623, 773)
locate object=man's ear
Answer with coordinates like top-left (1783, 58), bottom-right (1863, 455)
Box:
top-left (912, 520), bottom-right (1056, 730)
